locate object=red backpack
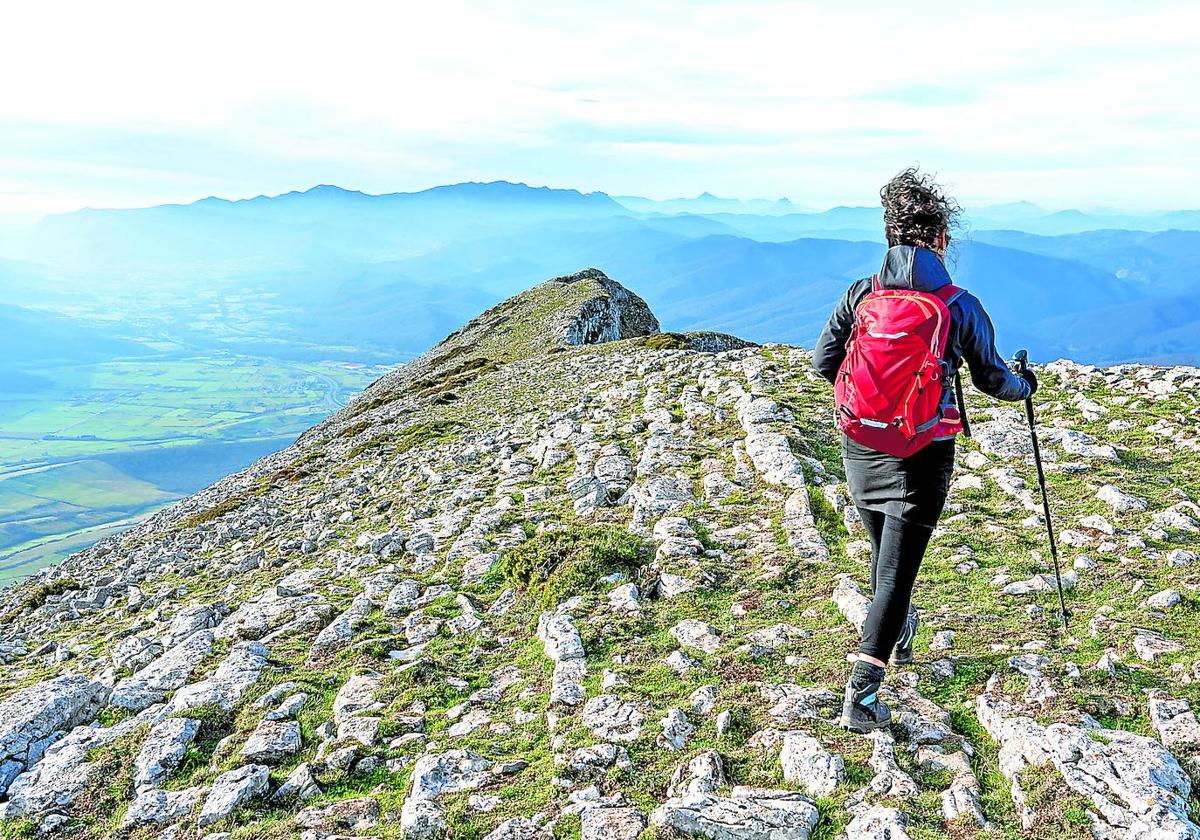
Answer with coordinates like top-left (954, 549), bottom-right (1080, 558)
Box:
top-left (834, 276), bottom-right (966, 458)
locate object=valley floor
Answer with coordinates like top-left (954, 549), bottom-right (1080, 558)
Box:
top-left (0, 355), bottom-right (383, 585)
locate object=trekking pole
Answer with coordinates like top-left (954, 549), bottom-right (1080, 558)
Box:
top-left (1013, 349), bottom-right (1070, 630)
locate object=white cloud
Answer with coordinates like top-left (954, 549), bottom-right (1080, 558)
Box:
top-left (2, 0), bottom-right (1197, 212)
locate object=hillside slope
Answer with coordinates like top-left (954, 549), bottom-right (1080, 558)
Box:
top-left (0, 270), bottom-right (1199, 839)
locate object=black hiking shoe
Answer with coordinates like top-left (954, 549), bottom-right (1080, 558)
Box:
top-left (889, 606), bottom-right (919, 666)
top-left (839, 660), bottom-right (891, 733)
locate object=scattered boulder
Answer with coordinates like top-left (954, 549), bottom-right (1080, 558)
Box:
top-left (0, 675), bottom-right (110, 795)
top-left (650, 786), bottom-right (820, 839)
top-left (198, 764), bottom-right (269, 827)
top-left (241, 719), bottom-right (302, 764)
top-left (133, 717), bottom-right (200, 789)
top-left (780, 731), bottom-right (844, 796)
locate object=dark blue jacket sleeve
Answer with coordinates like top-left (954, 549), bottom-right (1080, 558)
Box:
top-left (957, 293), bottom-right (1032, 402)
top-left (812, 278), bottom-right (871, 384)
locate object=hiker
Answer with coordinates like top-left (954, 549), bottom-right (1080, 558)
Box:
top-left (811, 168), bottom-right (1037, 733)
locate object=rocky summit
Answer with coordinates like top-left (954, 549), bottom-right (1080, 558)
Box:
top-left (1, 268), bottom-right (1200, 840)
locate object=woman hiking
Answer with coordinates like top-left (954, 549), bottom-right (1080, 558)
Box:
top-left (812, 168), bottom-right (1037, 733)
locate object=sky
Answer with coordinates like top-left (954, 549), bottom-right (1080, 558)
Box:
top-left (3, 0), bottom-right (1198, 215)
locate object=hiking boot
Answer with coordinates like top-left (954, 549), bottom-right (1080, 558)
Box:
top-left (839, 660), bottom-right (891, 733)
top-left (889, 605), bottom-right (919, 666)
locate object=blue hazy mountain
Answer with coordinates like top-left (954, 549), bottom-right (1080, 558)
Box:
top-left (8, 180), bottom-right (1200, 365)
top-left (612, 192), bottom-right (806, 216)
top-left (28, 182), bottom-right (627, 273)
top-left (973, 229), bottom-right (1200, 295)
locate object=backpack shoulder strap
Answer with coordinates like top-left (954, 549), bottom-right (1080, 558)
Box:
top-left (933, 283), bottom-right (966, 306)
top-left (871, 274), bottom-right (881, 292)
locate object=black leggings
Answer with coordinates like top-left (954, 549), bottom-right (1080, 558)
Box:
top-left (857, 507), bottom-right (935, 661)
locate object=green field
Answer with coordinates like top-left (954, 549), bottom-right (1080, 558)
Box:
top-left (0, 353), bottom-right (384, 586)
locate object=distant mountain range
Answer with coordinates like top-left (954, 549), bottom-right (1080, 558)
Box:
top-left (5, 179), bottom-right (1200, 365)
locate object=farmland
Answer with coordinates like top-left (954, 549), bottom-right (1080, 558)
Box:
top-left (0, 353), bottom-right (383, 585)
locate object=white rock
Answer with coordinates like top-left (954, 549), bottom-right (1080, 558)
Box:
top-left (669, 619), bottom-right (722, 654)
top-left (665, 650), bottom-right (699, 674)
top-left (1149, 693), bottom-right (1200, 749)
top-left (122, 786), bottom-right (207, 828)
top-left (845, 806), bottom-right (911, 840)
top-left (272, 762), bottom-right (321, 801)
top-left (537, 613), bottom-right (585, 662)
top-left (0, 675), bottom-right (110, 796)
top-left (659, 709), bottom-right (695, 751)
top-left (658, 573), bottom-right (697, 599)
top-left (780, 731), bottom-right (844, 796)
top-left (608, 583), bottom-right (640, 612)
top-left (1096, 484), bottom-right (1148, 513)
top-left (1147, 589), bottom-right (1183, 610)
top-left (241, 719), bottom-right (302, 764)
top-left (1133, 628), bottom-right (1184, 661)
top-left (110, 630), bottom-right (214, 710)
top-left (133, 717), bottom-right (200, 789)
top-left (581, 806), bottom-right (647, 840)
top-left (650, 787), bottom-right (819, 839)
top-left (976, 690), bottom-right (1198, 838)
top-left (400, 750), bottom-right (493, 840)
top-left (582, 696), bottom-right (646, 743)
top-left (166, 641), bottom-right (269, 713)
top-left (198, 764), bottom-right (269, 827)
top-left (688, 685), bottom-right (718, 716)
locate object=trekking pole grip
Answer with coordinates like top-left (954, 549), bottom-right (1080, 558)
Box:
top-left (1013, 348), bottom-right (1029, 374)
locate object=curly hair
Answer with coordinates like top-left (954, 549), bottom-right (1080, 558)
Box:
top-left (880, 167), bottom-right (962, 252)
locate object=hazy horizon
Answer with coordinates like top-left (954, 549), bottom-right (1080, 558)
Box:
top-left (2, 179), bottom-right (1198, 222)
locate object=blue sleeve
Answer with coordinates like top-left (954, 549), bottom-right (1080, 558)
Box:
top-left (958, 294), bottom-right (1032, 402)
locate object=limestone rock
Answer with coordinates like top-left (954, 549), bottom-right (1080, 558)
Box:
top-left (976, 687), bottom-right (1198, 838)
top-left (241, 719), bottom-right (302, 764)
top-left (401, 750), bottom-right (493, 840)
top-left (1097, 484), bottom-right (1148, 513)
top-left (198, 764), bottom-right (269, 827)
top-left (780, 731), bottom-right (844, 797)
top-left (581, 806), bottom-right (646, 840)
top-left (650, 787), bottom-right (819, 839)
top-left (123, 785), bottom-right (207, 828)
top-left (669, 619), bottom-right (722, 654)
top-left (110, 630), bottom-right (214, 710)
top-left (0, 675), bottom-right (109, 796)
top-left (133, 717), bottom-right (200, 789)
top-left (537, 613), bottom-right (585, 662)
top-left (583, 696), bottom-right (646, 743)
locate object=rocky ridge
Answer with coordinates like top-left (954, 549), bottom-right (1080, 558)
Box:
top-left (0, 268), bottom-right (1199, 839)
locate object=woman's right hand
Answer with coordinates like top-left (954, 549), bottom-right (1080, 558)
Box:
top-left (1020, 368), bottom-right (1039, 396)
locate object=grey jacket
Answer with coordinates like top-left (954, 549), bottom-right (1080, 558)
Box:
top-left (812, 245), bottom-right (1032, 409)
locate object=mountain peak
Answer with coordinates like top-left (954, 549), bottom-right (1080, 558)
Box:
top-left (342, 269), bottom-right (661, 419)
top-left (438, 267), bottom-right (660, 357)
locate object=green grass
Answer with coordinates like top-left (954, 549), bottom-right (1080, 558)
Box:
top-left (347, 419), bottom-right (463, 461)
top-left (6, 575), bottom-right (77, 616)
top-left (501, 524), bottom-right (651, 608)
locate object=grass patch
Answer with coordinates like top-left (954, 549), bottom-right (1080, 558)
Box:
top-left (9, 576), bottom-right (78, 616)
top-left (177, 495), bottom-right (246, 529)
top-left (641, 333), bottom-right (692, 351)
top-left (502, 525), bottom-right (651, 608)
top-left (348, 419), bottom-right (463, 461)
